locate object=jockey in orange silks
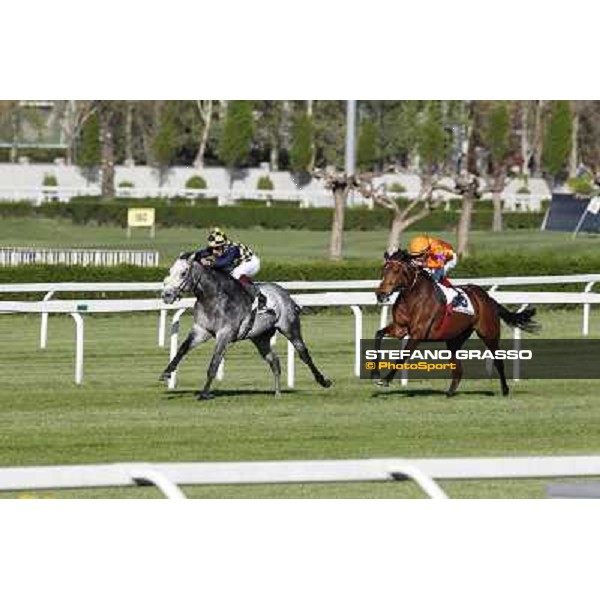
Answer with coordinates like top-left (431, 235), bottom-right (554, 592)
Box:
top-left (407, 234), bottom-right (457, 286)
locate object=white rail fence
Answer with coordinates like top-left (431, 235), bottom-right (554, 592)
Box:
top-left (1, 455), bottom-right (600, 499)
top-left (0, 247), bottom-right (159, 268)
top-left (1, 277), bottom-right (600, 387)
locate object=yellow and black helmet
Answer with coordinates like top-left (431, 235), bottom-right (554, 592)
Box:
top-left (207, 227), bottom-right (228, 248)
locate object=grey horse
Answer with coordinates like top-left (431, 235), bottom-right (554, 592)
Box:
top-left (159, 253), bottom-right (332, 400)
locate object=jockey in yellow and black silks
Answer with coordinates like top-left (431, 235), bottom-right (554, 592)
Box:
top-left (195, 228), bottom-right (269, 312)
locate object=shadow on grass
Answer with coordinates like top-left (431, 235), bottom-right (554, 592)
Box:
top-left (371, 388), bottom-right (497, 398)
top-left (164, 388), bottom-right (299, 400)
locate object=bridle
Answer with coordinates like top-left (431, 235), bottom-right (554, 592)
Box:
top-left (383, 257), bottom-right (420, 296)
top-left (169, 257), bottom-right (198, 300)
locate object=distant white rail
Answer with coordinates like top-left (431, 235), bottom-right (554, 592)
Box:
top-left (1, 455), bottom-right (600, 499)
top-left (0, 247), bottom-right (159, 268)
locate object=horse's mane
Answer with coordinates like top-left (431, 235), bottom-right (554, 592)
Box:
top-left (188, 257), bottom-right (249, 296)
top-left (388, 249), bottom-right (411, 262)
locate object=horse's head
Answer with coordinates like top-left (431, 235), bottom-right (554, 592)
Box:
top-left (375, 249), bottom-right (418, 303)
top-left (162, 253), bottom-right (195, 304)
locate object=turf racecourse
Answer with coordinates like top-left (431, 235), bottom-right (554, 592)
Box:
top-left (1, 308), bottom-right (598, 498)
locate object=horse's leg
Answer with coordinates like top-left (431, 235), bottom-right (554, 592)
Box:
top-left (473, 304), bottom-right (510, 397)
top-left (281, 319), bottom-right (332, 388)
top-left (373, 322), bottom-right (407, 385)
top-left (251, 330), bottom-right (281, 397)
top-left (445, 329), bottom-right (472, 397)
top-left (198, 331), bottom-right (234, 400)
top-left (159, 325), bottom-right (211, 381)
top-left (476, 331), bottom-right (509, 397)
top-left (381, 334), bottom-right (417, 387)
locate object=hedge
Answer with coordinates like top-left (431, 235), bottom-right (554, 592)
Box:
top-left (0, 200), bottom-right (546, 231)
top-left (2, 253), bottom-right (600, 287)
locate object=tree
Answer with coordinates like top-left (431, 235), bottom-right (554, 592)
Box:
top-left (356, 120), bottom-right (378, 171)
top-left (357, 102), bottom-right (451, 253)
top-left (218, 100), bottom-right (254, 169)
top-left (95, 101), bottom-right (122, 199)
top-left (569, 100), bottom-right (580, 178)
top-left (359, 174), bottom-right (452, 253)
top-left (312, 101), bottom-right (345, 167)
top-left (193, 100), bottom-right (213, 169)
top-left (542, 100), bottom-right (572, 185)
top-left (255, 101), bottom-right (284, 170)
top-left (59, 101), bottom-right (95, 165)
top-left (481, 101), bottom-right (511, 232)
top-left (77, 111), bottom-right (101, 183)
top-left (313, 170), bottom-right (358, 261)
top-left (289, 112), bottom-right (314, 172)
top-left (417, 101), bottom-right (446, 172)
top-left (0, 101), bottom-right (20, 162)
top-left (152, 101), bottom-right (179, 185)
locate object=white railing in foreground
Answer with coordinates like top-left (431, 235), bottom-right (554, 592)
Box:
top-left (2, 455), bottom-right (600, 499)
top-left (2, 274), bottom-right (600, 354)
top-left (1, 289), bottom-right (600, 387)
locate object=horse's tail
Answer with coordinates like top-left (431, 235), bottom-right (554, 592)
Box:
top-left (495, 301), bottom-right (540, 334)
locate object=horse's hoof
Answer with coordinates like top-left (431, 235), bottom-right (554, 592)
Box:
top-left (158, 371), bottom-right (170, 382)
top-left (374, 380), bottom-right (389, 388)
top-left (445, 391), bottom-right (456, 398)
top-left (319, 377), bottom-right (333, 388)
top-left (197, 391), bottom-right (214, 401)
top-left (502, 388), bottom-right (510, 397)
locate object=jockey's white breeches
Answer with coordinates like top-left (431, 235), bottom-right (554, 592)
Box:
top-left (231, 255), bottom-right (261, 279)
top-left (444, 254), bottom-right (457, 273)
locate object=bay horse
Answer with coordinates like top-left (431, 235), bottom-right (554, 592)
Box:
top-left (160, 253), bottom-right (332, 400)
top-left (374, 250), bottom-right (539, 396)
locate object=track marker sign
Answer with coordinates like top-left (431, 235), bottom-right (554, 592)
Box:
top-left (127, 208), bottom-right (155, 238)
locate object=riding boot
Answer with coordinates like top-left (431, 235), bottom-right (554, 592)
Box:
top-left (238, 275), bottom-right (270, 313)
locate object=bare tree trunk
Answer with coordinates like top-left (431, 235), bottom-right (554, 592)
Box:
top-left (193, 100), bottom-right (213, 169)
top-left (307, 100), bottom-right (315, 172)
top-left (64, 100), bottom-right (75, 165)
top-left (492, 190), bottom-right (503, 232)
top-left (125, 103), bottom-right (134, 165)
top-left (269, 143), bottom-right (279, 171)
top-left (387, 211), bottom-right (405, 253)
top-left (10, 109), bottom-right (19, 163)
top-left (100, 110), bottom-right (115, 199)
top-left (329, 187), bottom-right (346, 261)
top-left (569, 101), bottom-right (579, 178)
top-left (520, 100), bottom-right (530, 176)
top-left (457, 194), bottom-right (474, 256)
top-left (533, 100), bottom-right (545, 176)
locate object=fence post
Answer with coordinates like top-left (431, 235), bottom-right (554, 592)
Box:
top-left (40, 290), bottom-right (55, 349)
top-left (512, 304), bottom-right (528, 382)
top-left (350, 305), bottom-right (363, 377)
top-left (158, 309), bottom-right (167, 347)
top-left (69, 312), bottom-right (85, 385)
top-left (287, 339), bottom-right (295, 388)
top-left (168, 308), bottom-right (187, 389)
top-left (583, 282), bottom-right (595, 336)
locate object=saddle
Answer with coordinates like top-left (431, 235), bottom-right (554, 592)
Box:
top-left (432, 279), bottom-right (474, 316)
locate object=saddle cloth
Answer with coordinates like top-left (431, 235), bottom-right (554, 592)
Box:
top-left (435, 283), bottom-right (475, 315)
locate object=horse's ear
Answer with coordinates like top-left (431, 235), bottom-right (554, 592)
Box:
top-left (383, 251), bottom-right (390, 261)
